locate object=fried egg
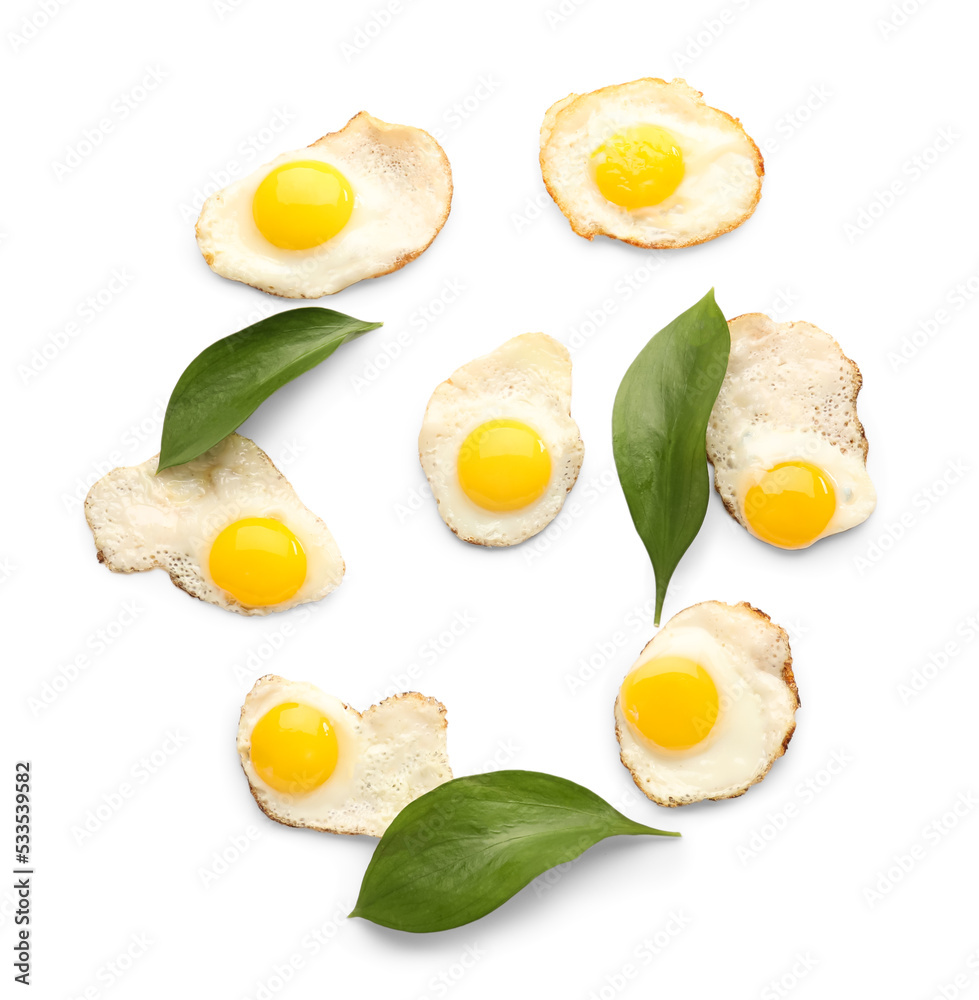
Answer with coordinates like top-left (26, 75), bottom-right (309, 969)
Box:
top-left (84, 433), bottom-right (343, 615)
top-left (418, 333), bottom-right (584, 546)
top-left (615, 601), bottom-right (798, 806)
top-left (707, 313), bottom-right (876, 549)
top-left (540, 78), bottom-right (763, 248)
top-left (196, 112), bottom-right (452, 298)
top-left (237, 675), bottom-right (452, 837)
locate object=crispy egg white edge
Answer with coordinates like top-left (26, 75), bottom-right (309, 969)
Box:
top-left (84, 433), bottom-right (344, 616)
top-left (707, 313), bottom-right (877, 547)
top-left (237, 675), bottom-right (452, 838)
top-left (418, 333), bottom-right (585, 546)
top-left (195, 111), bottom-right (452, 298)
top-left (540, 77), bottom-right (763, 248)
top-left (615, 601), bottom-right (798, 806)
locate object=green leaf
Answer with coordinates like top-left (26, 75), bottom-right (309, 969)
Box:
top-left (349, 770), bottom-right (679, 933)
top-left (612, 289), bottom-right (730, 625)
top-left (157, 307), bottom-right (381, 472)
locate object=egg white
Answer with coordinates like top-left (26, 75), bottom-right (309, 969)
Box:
top-left (707, 313), bottom-right (876, 547)
top-left (418, 333), bottom-right (585, 546)
top-left (237, 675), bottom-right (452, 837)
top-left (615, 601), bottom-right (798, 806)
top-left (84, 433), bottom-right (343, 616)
top-left (196, 112), bottom-right (452, 298)
top-left (540, 78), bottom-right (763, 248)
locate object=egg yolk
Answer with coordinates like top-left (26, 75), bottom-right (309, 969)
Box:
top-left (743, 462), bottom-right (836, 549)
top-left (250, 702), bottom-right (338, 795)
top-left (209, 517), bottom-right (307, 607)
top-left (457, 419), bottom-right (551, 512)
top-left (620, 656), bottom-right (719, 752)
top-left (252, 160), bottom-right (354, 250)
top-left (592, 125), bottom-right (685, 209)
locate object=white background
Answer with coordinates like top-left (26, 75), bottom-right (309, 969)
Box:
top-left (4, 0), bottom-right (979, 997)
